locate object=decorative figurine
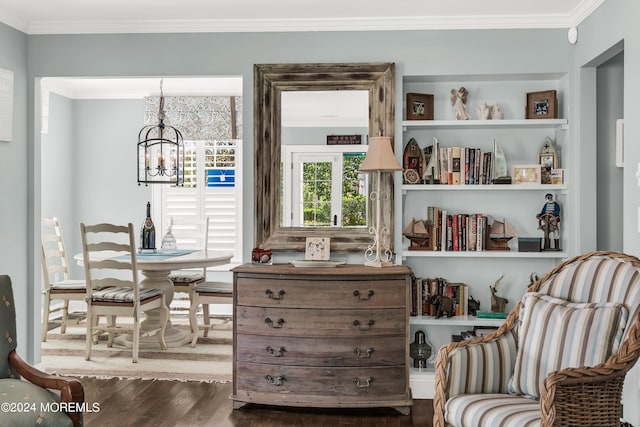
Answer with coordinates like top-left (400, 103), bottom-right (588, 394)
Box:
top-left (537, 193), bottom-right (561, 250)
top-left (491, 103), bottom-right (504, 119)
top-left (477, 101), bottom-right (492, 120)
top-left (252, 247), bottom-right (273, 264)
top-left (436, 295), bottom-right (454, 318)
top-left (450, 87), bottom-right (470, 120)
top-left (468, 295), bottom-right (481, 316)
top-left (490, 274), bottom-right (509, 313)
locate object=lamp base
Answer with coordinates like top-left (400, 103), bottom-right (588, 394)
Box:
top-left (364, 260), bottom-right (394, 268)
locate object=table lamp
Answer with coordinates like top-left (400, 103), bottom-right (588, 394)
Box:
top-left (359, 136), bottom-right (402, 267)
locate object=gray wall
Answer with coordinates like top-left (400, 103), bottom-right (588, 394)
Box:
top-left (41, 96), bottom-right (150, 278)
top-left (596, 52), bottom-right (624, 251)
top-left (0, 23), bottom-right (29, 357)
top-left (1, 2), bottom-right (639, 420)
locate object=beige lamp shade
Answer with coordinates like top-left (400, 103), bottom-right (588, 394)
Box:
top-left (359, 136), bottom-right (402, 172)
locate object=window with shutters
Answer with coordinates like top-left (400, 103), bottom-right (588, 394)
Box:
top-left (148, 95), bottom-right (242, 267)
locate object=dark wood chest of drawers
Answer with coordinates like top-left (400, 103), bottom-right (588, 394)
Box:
top-left (231, 264), bottom-right (413, 414)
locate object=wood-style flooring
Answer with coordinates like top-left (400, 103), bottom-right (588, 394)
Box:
top-left (79, 377), bottom-right (434, 427)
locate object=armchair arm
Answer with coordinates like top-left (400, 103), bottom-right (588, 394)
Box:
top-left (433, 317), bottom-right (519, 427)
top-left (8, 350), bottom-right (84, 427)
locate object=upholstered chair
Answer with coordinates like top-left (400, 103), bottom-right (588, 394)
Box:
top-left (0, 275), bottom-right (84, 427)
top-left (433, 251), bottom-right (640, 427)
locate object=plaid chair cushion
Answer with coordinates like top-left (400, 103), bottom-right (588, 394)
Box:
top-left (168, 272), bottom-right (205, 284)
top-left (194, 282), bottom-right (232, 294)
top-left (92, 287), bottom-right (163, 303)
top-left (446, 329), bottom-right (518, 398)
top-left (50, 279), bottom-right (87, 291)
top-left (445, 393), bottom-right (540, 427)
top-left (508, 292), bottom-right (628, 399)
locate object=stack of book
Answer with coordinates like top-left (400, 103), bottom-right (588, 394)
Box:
top-left (425, 207), bottom-right (488, 252)
top-left (411, 276), bottom-right (468, 317)
top-left (437, 146), bottom-right (494, 185)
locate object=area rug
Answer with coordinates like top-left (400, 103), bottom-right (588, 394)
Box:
top-left (40, 312), bottom-right (232, 383)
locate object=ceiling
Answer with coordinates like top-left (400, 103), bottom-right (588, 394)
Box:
top-left (0, 0), bottom-right (605, 35)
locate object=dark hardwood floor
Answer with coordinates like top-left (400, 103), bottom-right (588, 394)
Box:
top-left (79, 377), bottom-right (434, 427)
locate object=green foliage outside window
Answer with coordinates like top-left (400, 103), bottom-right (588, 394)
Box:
top-left (301, 153), bottom-right (366, 227)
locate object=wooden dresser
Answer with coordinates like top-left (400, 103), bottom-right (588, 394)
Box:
top-left (231, 263), bottom-right (413, 414)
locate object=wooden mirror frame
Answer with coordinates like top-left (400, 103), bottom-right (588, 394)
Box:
top-left (254, 62), bottom-right (395, 252)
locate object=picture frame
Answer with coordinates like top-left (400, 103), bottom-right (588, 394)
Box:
top-left (406, 93), bottom-right (434, 120)
top-left (526, 90), bottom-right (557, 119)
top-left (305, 237), bottom-right (330, 261)
top-left (511, 164), bottom-right (542, 185)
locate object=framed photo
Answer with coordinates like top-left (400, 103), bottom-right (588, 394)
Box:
top-left (512, 164), bottom-right (542, 185)
top-left (406, 93), bottom-right (434, 120)
top-left (305, 237), bottom-right (330, 261)
top-left (526, 90), bottom-right (557, 119)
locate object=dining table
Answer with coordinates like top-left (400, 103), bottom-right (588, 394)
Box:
top-left (75, 249), bottom-right (233, 348)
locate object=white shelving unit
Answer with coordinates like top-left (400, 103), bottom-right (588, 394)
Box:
top-left (400, 72), bottom-right (571, 399)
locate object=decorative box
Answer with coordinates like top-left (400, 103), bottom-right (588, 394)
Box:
top-left (518, 237), bottom-right (541, 252)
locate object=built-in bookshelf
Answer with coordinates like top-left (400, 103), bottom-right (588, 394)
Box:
top-left (400, 72), bottom-right (572, 399)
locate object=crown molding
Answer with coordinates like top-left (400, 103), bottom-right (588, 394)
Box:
top-left (0, 0), bottom-right (607, 35)
top-left (569, 0), bottom-right (607, 27)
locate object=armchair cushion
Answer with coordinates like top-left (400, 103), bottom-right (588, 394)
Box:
top-left (446, 329), bottom-right (518, 398)
top-left (445, 393), bottom-right (540, 427)
top-left (0, 378), bottom-right (74, 427)
top-left (508, 292), bottom-right (628, 399)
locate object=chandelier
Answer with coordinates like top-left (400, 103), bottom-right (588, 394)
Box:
top-left (137, 79), bottom-right (184, 186)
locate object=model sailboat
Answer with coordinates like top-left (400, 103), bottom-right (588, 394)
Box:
top-left (487, 218), bottom-right (516, 251)
top-left (403, 218), bottom-right (431, 250)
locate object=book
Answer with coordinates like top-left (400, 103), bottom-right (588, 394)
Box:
top-left (451, 146), bottom-right (462, 184)
top-left (476, 311), bottom-right (508, 319)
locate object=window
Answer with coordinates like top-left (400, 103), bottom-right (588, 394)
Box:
top-left (282, 145), bottom-right (367, 228)
top-left (153, 139), bottom-right (242, 264)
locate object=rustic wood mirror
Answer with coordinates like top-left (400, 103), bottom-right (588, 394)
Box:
top-left (254, 62), bottom-right (395, 252)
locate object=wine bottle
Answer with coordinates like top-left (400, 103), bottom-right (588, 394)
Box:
top-left (141, 201), bottom-right (156, 250)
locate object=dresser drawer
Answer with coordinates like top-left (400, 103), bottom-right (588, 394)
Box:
top-left (236, 306), bottom-right (405, 338)
top-left (236, 334), bottom-right (405, 367)
top-left (235, 276), bottom-right (406, 309)
top-left (235, 362), bottom-right (406, 397)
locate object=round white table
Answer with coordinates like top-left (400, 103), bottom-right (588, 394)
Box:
top-left (75, 250), bottom-right (233, 348)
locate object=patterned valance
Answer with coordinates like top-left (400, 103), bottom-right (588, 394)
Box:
top-left (144, 96), bottom-right (243, 141)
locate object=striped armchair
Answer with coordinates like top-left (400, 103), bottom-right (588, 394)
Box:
top-left (433, 251), bottom-right (640, 427)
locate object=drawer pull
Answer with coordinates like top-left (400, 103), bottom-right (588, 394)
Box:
top-left (352, 319), bottom-right (375, 331)
top-left (353, 377), bottom-right (373, 388)
top-left (265, 317), bottom-right (285, 328)
top-left (265, 289), bottom-right (286, 300)
top-left (354, 347), bottom-right (374, 358)
top-left (353, 290), bottom-right (375, 300)
top-left (265, 346), bottom-right (285, 357)
top-left (265, 375), bottom-right (286, 386)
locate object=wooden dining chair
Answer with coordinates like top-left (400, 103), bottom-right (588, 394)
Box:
top-left (167, 216), bottom-right (209, 305)
top-left (188, 281), bottom-right (233, 347)
top-left (80, 222), bottom-right (168, 363)
top-left (41, 217), bottom-right (87, 342)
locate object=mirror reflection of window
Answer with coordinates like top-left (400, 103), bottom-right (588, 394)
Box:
top-left (282, 146), bottom-right (368, 228)
top-left (281, 90), bottom-right (369, 229)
